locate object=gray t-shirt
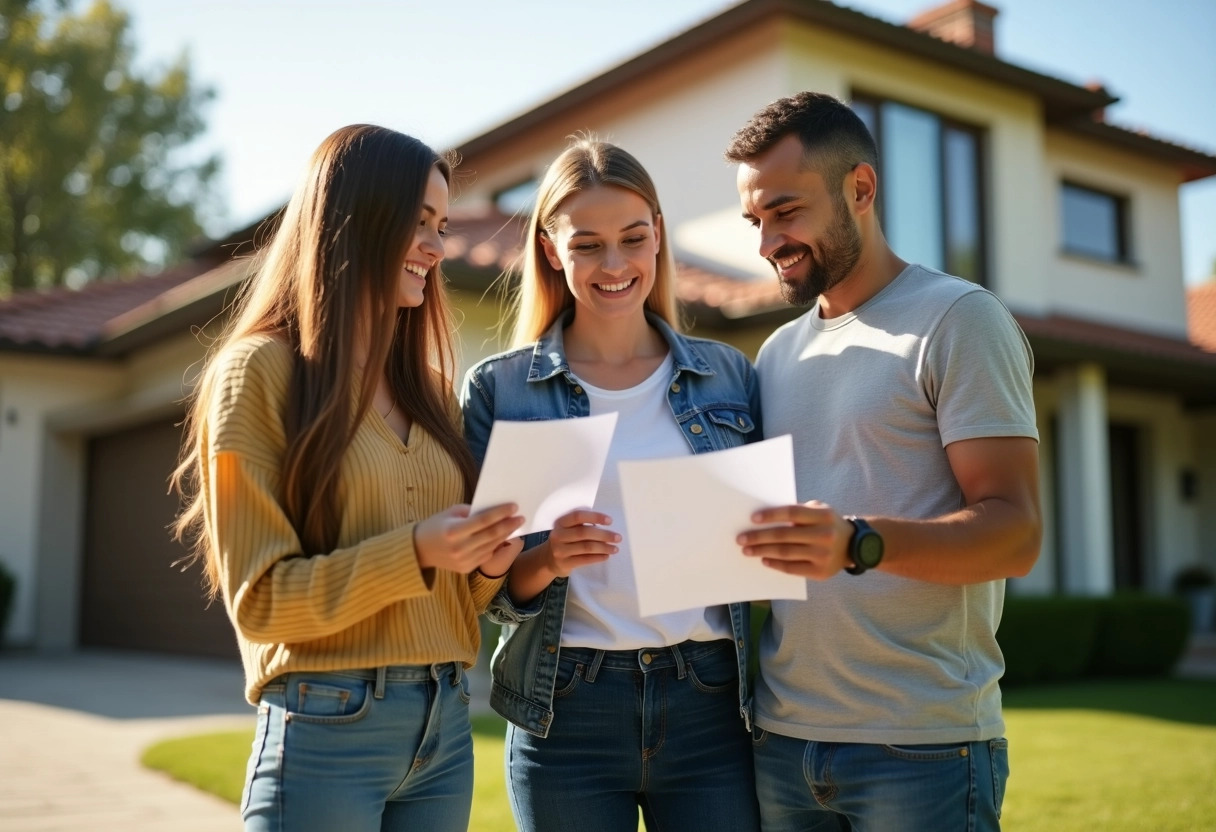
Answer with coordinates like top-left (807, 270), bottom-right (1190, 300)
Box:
top-left (753, 264), bottom-right (1037, 744)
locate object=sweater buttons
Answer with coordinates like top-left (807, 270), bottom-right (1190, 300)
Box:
top-left (690, 424), bottom-right (703, 435)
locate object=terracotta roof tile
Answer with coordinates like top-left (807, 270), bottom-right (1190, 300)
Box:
top-left (0, 259), bottom-right (219, 353)
top-left (1187, 281), bottom-right (1216, 353)
top-left (445, 207), bottom-right (526, 273)
top-left (5, 203), bottom-right (1214, 376)
top-left (1016, 312), bottom-right (1216, 368)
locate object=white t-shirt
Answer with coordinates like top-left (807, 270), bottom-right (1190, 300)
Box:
top-left (560, 353), bottom-right (733, 650)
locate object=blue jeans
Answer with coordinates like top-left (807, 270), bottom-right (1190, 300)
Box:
top-left (752, 728), bottom-right (1009, 832)
top-left (505, 639), bottom-right (760, 832)
top-left (242, 663), bottom-right (473, 832)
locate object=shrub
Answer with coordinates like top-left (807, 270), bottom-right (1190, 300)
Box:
top-left (998, 596), bottom-right (1102, 685)
top-left (998, 593), bottom-right (1191, 686)
top-left (1172, 565), bottom-right (1215, 592)
top-left (1088, 594), bottom-right (1190, 677)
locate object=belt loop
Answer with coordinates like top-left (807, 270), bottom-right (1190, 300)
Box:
top-left (585, 649), bottom-right (606, 683)
top-left (670, 642), bottom-right (688, 680)
top-left (451, 662), bottom-right (463, 687)
top-left (374, 666), bottom-right (387, 700)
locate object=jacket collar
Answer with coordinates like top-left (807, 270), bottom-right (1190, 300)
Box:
top-left (526, 310), bottom-right (715, 383)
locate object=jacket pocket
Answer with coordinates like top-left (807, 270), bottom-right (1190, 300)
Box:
top-left (705, 407), bottom-right (756, 448)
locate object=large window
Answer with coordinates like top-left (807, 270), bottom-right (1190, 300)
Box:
top-left (1060, 181), bottom-right (1129, 263)
top-left (851, 95), bottom-right (986, 284)
top-left (494, 178), bottom-right (538, 215)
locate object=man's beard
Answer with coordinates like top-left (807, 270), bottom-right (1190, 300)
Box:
top-left (772, 203), bottom-right (862, 307)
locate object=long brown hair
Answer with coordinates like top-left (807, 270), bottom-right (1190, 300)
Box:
top-left (509, 138), bottom-right (679, 347)
top-left (173, 124), bottom-right (475, 597)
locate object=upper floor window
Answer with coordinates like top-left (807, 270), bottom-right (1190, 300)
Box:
top-left (1060, 181), bottom-right (1129, 263)
top-left (494, 178), bottom-right (538, 216)
top-left (851, 94), bottom-right (986, 284)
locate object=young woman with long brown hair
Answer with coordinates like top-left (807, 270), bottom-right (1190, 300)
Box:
top-left (173, 124), bottom-right (523, 831)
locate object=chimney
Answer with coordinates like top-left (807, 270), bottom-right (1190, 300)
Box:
top-left (908, 0), bottom-right (1000, 55)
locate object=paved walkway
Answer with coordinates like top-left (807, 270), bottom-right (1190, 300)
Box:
top-left (1, 636), bottom-right (1211, 831)
top-left (0, 649), bottom-right (493, 831)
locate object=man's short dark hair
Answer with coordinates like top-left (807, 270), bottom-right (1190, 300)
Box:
top-left (725, 92), bottom-right (879, 196)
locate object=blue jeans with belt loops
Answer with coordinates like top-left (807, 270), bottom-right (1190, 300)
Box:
top-left (241, 662), bottom-right (473, 832)
top-left (505, 639), bottom-right (760, 832)
top-left (752, 727), bottom-right (1010, 832)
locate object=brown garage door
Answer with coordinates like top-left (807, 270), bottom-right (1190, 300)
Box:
top-left (79, 417), bottom-right (237, 658)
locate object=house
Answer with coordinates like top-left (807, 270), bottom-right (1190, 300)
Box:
top-left (2, 0), bottom-right (1214, 656)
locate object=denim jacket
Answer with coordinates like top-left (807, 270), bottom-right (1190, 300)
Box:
top-left (460, 311), bottom-right (762, 738)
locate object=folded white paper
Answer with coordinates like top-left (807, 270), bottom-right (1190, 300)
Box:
top-left (618, 434), bottom-right (807, 616)
top-left (470, 412), bottom-right (618, 535)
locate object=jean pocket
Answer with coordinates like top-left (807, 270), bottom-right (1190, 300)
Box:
top-left (288, 677), bottom-right (373, 724)
top-left (686, 649), bottom-right (738, 694)
top-left (989, 738), bottom-right (1009, 819)
top-left (881, 742), bottom-right (971, 762)
top-left (553, 659), bottom-right (583, 698)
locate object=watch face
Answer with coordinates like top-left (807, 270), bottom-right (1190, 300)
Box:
top-left (857, 533), bottom-right (884, 568)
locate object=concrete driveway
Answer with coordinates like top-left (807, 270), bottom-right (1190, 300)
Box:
top-left (0, 650), bottom-right (251, 831)
top-left (0, 647), bottom-right (496, 831)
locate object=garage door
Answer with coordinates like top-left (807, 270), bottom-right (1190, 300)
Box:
top-left (79, 417), bottom-right (237, 658)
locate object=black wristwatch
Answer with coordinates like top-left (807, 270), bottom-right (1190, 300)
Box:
top-left (844, 516), bottom-right (884, 575)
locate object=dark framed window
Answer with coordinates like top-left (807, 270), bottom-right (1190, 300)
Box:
top-left (851, 94), bottom-right (986, 285)
top-left (1060, 181), bottom-right (1130, 263)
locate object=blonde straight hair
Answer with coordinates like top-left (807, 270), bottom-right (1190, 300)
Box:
top-left (509, 139), bottom-right (679, 347)
top-left (172, 125), bottom-right (475, 597)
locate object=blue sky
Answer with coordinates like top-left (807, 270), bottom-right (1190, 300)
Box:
top-left (123, 0), bottom-right (1216, 284)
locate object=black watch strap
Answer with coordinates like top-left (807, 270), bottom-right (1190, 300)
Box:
top-left (845, 516), bottom-right (883, 575)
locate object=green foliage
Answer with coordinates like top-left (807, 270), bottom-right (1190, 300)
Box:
top-left (998, 596), bottom-right (1102, 685)
top-left (1173, 564), bottom-right (1215, 591)
top-left (1088, 594), bottom-right (1190, 677)
top-left (0, 0), bottom-right (221, 294)
top-left (998, 594), bottom-right (1191, 686)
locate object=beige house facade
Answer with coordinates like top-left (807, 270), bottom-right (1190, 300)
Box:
top-left (2, 0), bottom-right (1214, 654)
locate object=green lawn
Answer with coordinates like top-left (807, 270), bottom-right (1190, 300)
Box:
top-left (143, 679), bottom-right (1216, 831)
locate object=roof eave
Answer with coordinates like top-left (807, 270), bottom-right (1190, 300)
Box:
top-left (1054, 119), bottom-right (1216, 182)
top-left (451, 0), bottom-right (1115, 159)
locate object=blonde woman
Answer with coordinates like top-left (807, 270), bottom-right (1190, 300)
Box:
top-left (173, 124), bottom-right (523, 831)
top-left (461, 139), bottom-right (761, 832)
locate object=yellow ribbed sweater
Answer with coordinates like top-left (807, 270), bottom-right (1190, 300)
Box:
top-left (200, 334), bottom-right (503, 704)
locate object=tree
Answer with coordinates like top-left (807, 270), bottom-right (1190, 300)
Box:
top-left (0, 0), bottom-right (221, 294)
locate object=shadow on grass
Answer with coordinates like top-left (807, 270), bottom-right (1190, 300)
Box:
top-left (1002, 677), bottom-right (1216, 726)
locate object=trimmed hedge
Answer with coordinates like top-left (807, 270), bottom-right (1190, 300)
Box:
top-left (998, 594), bottom-right (1190, 686)
top-left (1088, 594), bottom-right (1191, 677)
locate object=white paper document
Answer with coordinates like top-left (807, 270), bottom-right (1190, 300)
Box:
top-left (618, 434), bottom-right (807, 616)
top-left (470, 412), bottom-right (618, 536)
